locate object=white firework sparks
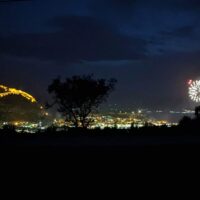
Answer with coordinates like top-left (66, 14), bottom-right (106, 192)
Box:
top-left (189, 80), bottom-right (200, 103)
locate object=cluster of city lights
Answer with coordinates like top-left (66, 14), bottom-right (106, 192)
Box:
top-left (188, 80), bottom-right (200, 103)
top-left (0, 85), bottom-right (36, 103)
top-left (0, 79), bottom-right (197, 133)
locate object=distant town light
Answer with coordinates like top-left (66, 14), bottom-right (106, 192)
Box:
top-left (45, 112), bottom-right (49, 116)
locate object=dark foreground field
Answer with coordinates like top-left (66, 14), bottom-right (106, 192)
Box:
top-left (1, 126), bottom-right (200, 161)
top-left (2, 127), bottom-right (200, 178)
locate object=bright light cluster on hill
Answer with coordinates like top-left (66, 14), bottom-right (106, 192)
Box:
top-left (0, 85), bottom-right (36, 103)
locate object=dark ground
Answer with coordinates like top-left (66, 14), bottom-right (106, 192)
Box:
top-left (1, 126), bottom-right (200, 164)
top-left (2, 128), bottom-right (200, 183)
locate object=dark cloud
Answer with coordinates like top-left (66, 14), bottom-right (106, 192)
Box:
top-left (174, 0), bottom-right (200, 10)
top-left (88, 0), bottom-right (138, 23)
top-left (0, 15), bottom-right (148, 62)
top-left (0, 0), bottom-right (30, 2)
top-left (137, 0), bottom-right (200, 10)
top-left (89, 0), bottom-right (137, 13)
top-left (160, 25), bottom-right (195, 38)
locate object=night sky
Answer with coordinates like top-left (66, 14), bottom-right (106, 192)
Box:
top-left (1, 0), bottom-right (200, 110)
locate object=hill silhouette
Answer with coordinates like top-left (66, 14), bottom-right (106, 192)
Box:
top-left (0, 95), bottom-right (41, 122)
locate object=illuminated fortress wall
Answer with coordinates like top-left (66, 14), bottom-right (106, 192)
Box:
top-left (0, 85), bottom-right (43, 122)
top-left (0, 85), bottom-right (36, 103)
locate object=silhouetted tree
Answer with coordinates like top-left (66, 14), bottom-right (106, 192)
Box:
top-left (195, 106), bottom-right (200, 119)
top-left (47, 75), bottom-right (117, 128)
top-left (2, 124), bottom-right (16, 132)
top-left (179, 116), bottom-right (192, 127)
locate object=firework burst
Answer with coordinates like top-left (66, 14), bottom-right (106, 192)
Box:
top-left (189, 80), bottom-right (200, 103)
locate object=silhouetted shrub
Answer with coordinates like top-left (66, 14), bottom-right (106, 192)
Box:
top-left (179, 116), bottom-right (192, 127)
top-left (2, 124), bottom-right (16, 132)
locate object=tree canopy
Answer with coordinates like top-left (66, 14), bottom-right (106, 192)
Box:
top-left (48, 75), bottom-right (116, 128)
